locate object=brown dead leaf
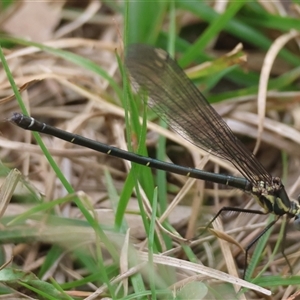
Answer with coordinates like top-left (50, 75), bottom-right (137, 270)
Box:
top-left (0, 79), bottom-right (40, 105)
top-left (1, 2), bottom-right (62, 42)
top-left (208, 228), bottom-right (245, 253)
top-left (285, 290), bottom-right (300, 300)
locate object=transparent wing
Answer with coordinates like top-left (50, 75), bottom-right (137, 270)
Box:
top-left (125, 44), bottom-right (272, 185)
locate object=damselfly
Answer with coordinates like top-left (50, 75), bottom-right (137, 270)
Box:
top-left (10, 44), bottom-right (300, 278)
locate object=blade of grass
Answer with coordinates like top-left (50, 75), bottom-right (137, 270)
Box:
top-left (105, 169), bottom-right (128, 233)
top-left (126, 1), bottom-right (167, 45)
top-left (255, 216), bottom-right (288, 278)
top-left (117, 49), bottom-right (152, 234)
top-left (179, 1), bottom-right (246, 67)
top-left (240, 7), bottom-right (300, 31)
top-left (121, 2), bottom-right (147, 296)
top-left (245, 215), bottom-right (275, 281)
top-left (252, 275), bottom-right (300, 287)
top-left (148, 187), bottom-right (158, 300)
top-left (18, 280), bottom-right (67, 300)
top-left (155, 0), bottom-right (176, 251)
